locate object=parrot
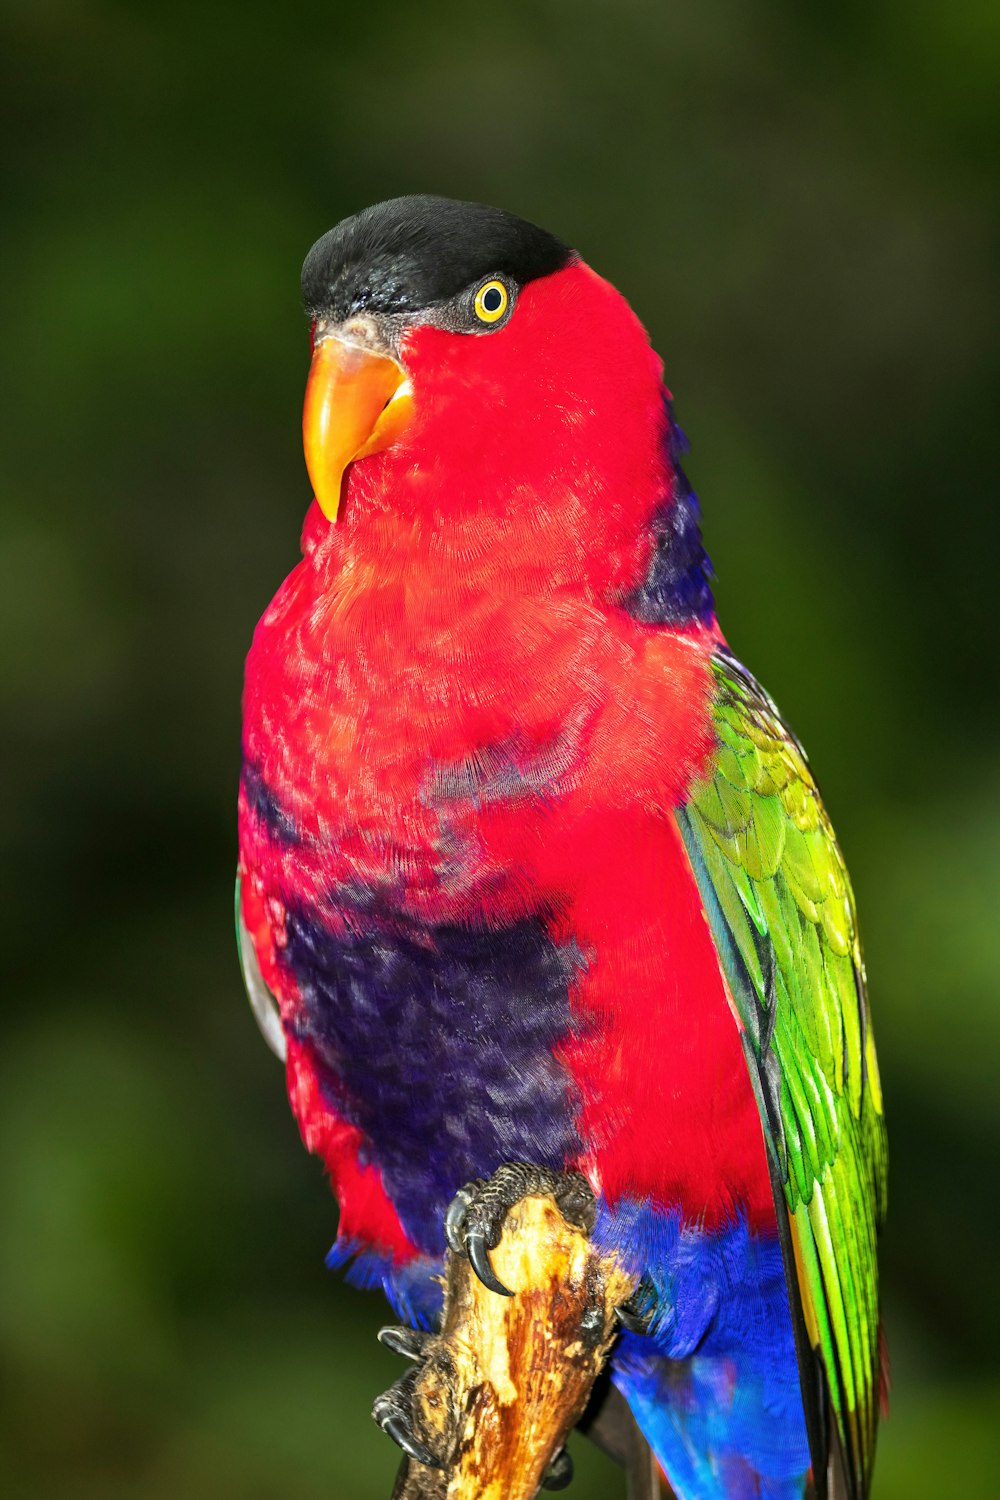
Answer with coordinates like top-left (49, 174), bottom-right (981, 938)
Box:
top-left (237, 195), bottom-right (887, 1500)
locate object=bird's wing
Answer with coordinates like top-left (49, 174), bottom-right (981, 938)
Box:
top-left (675, 649), bottom-right (887, 1500)
top-left (235, 876), bottom-right (287, 1063)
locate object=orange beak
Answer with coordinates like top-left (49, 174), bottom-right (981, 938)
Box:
top-left (302, 333), bottom-right (413, 521)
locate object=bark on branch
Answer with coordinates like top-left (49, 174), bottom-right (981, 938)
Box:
top-left (390, 1192), bottom-right (640, 1500)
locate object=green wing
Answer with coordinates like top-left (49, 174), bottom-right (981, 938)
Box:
top-left (676, 650), bottom-right (888, 1500)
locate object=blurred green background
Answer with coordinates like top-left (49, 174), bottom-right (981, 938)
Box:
top-left (2, 2), bottom-right (998, 1496)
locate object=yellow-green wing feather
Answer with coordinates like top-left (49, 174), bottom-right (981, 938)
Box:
top-left (677, 651), bottom-right (888, 1500)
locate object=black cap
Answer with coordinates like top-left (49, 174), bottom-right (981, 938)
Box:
top-left (301, 195), bottom-right (573, 320)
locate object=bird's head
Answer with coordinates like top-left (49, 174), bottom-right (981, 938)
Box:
top-left (300, 196), bottom-right (673, 588)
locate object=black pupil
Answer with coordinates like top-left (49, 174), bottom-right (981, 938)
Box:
top-left (482, 285), bottom-right (503, 313)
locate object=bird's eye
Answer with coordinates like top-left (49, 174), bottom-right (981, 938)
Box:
top-left (473, 279), bottom-right (510, 325)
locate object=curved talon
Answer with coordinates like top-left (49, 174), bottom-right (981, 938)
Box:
top-left (466, 1226), bottom-right (513, 1296)
top-left (614, 1275), bottom-right (655, 1336)
top-left (377, 1325), bottom-right (429, 1361)
top-left (541, 1446), bottom-right (574, 1490)
top-left (377, 1411), bottom-right (444, 1470)
top-left (444, 1186), bottom-right (475, 1255)
top-left (372, 1367), bottom-right (445, 1471)
top-left (615, 1305), bottom-right (650, 1335)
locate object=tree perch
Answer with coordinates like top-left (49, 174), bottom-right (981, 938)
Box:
top-left (387, 1191), bottom-right (644, 1500)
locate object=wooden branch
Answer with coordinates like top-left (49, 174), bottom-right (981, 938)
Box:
top-left (390, 1192), bottom-right (640, 1500)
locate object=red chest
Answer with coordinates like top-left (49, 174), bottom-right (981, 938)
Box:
top-left (243, 538), bottom-right (708, 907)
top-left (240, 549), bottom-right (775, 1233)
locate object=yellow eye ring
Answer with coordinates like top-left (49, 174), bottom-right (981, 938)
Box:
top-left (473, 279), bottom-right (510, 325)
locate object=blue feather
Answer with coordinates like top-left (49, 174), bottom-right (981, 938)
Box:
top-left (595, 1201), bottom-right (811, 1499)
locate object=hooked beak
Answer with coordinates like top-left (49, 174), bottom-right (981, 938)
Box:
top-left (302, 328), bottom-right (413, 520)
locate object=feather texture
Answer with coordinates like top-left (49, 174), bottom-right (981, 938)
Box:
top-left (677, 650), bottom-right (888, 1498)
top-left (238, 201), bottom-right (886, 1500)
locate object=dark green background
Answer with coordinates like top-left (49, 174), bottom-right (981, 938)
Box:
top-left (3, 3), bottom-right (997, 1496)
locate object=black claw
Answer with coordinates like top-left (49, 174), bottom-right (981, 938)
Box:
top-left (372, 1369), bottom-right (445, 1471)
top-left (444, 1185), bottom-right (475, 1256)
top-left (378, 1325), bottom-right (429, 1361)
top-left (378, 1412), bottom-right (444, 1470)
top-left (542, 1447), bottom-right (574, 1490)
top-left (615, 1280), bottom-right (654, 1336)
top-left (615, 1304), bottom-right (651, 1335)
top-left (466, 1226), bottom-right (513, 1297)
top-left (445, 1164), bottom-right (595, 1301)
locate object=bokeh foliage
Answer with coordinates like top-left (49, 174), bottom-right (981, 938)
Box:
top-left (2, 2), bottom-right (998, 1496)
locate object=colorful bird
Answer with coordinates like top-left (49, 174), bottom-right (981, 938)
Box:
top-left (237, 195), bottom-right (887, 1500)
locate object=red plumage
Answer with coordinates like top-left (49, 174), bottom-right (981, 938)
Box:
top-left (240, 258), bottom-right (774, 1257)
top-left (236, 198), bottom-right (853, 1497)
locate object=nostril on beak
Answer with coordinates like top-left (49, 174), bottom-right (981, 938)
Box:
top-left (340, 315), bottom-right (380, 348)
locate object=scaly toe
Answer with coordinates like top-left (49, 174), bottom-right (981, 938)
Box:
top-left (371, 1367), bottom-right (444, 1470)
top-left (444, 1163), bottom-right (595, 1299)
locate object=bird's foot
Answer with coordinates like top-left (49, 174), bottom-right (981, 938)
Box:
top-left (445, 1162), bottom-right (597, 1297)
top-left (376, 1316), bottom-right (579, 1490)
top-left (371, 1360), bottom-right (445, 1472)
top-left (377, 1324), bottom-right (431, 1363)
top-left (540, 1445), bottom-right (574, 1490)
top-left (614, 1277), bottom-right (656, 1336)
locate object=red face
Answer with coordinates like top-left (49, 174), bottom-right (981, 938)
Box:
top-left (302, 260), bottom-right (671, 601)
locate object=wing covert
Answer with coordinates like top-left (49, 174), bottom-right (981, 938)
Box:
top-left (676, 650), bottom-right (887, 1500)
